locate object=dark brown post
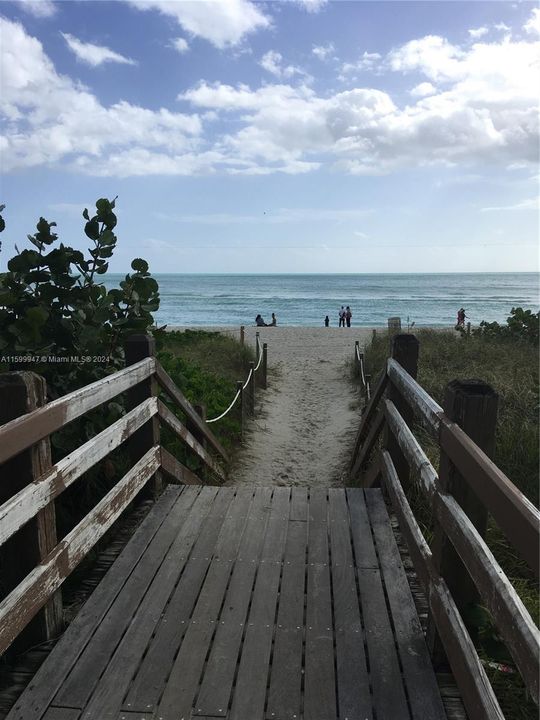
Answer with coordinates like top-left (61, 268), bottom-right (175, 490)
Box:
top-left (262, 343), bottom-right (268, 390)
top-left (124, 335), bottom-right (162, 495)
top-left (466, 321), bottom-right (471, 337)
top-left (240, 325), bottom-right (245, 346)
top-left (385, 334), bottom-right (419, 492)
top-left (354, 340), bottom-right (360, 377)
top-left (193, 403), bottom-right (207, 483)
top-left (237, 380), bottom-right (244, 442)
top-left (0, 372), bottom-right (63, 649)
top-left (372, 328), bottom-right (377, 342)
top-left (255, 331), bottom-right (260, 362)
top-left (248, 361), bottom-right (255, 415)
top-left (428, 379), bottom-right (498, 666)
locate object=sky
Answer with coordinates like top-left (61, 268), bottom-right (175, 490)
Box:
top-left (0, 0), bottom-right (539, 274)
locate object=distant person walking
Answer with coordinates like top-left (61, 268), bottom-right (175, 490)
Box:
top-left (324, 315), bottom-right (330, 327)
top-left (456, 308), bottom-right (466, 327)
top-left (338, 306), bottom-right (345, 327)
top-left (345, 306), bottom-right (352, 327)
top-left (270, 312), bottom-right (277, 326)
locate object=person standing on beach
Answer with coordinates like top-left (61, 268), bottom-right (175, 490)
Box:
top-left (339, 306), bottom-right (345, 327)
top-left (345, 306), bottom-right (352, 327)
top-left (324, 315), bottom-right (330, 327)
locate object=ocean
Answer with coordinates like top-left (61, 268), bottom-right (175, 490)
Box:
top-left (105, 273), bottom-right (539, 327)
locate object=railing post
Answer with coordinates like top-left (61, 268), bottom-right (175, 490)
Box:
top-left (0, 372), bottom-right (63, 649)
top-left (193, 403), bottom-right (207, 483)
top-left (466, 321), bottom-right (471, 337)
top-left (428, 379), bottom-right (498, 666)
top-left (255, 331), bottom-right (260, 362)
top-left (124, 334), bottom-right (162, 495)
top-left (240, 325), bottom-right (245, 346)
top-left (385, 334), bottom-right (419, 492)
top-left (372, 328), bottom-right (377, 342)
top-left (262, 343), bottom-right (268, 390)
top-left (237, 380), bottom-right (244, 442)
top-left (354, 340), bottom-right (360, 377)
top-left (248, 361), bottom-right (255, 416)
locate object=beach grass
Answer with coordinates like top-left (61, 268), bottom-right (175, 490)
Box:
top-left (361, 328), bottom-right (539, 719)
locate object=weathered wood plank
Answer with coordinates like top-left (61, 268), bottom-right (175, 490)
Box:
top-left (435, 492), bottom-right (540, 703)
top-left (366, 491), bottom-right (446, 720)
top-left (229, 489), bottom-right (290, 720)
top-left (157, 400), bottom-right (225, 481)
top-left (349, 370), bottom-right (388, 470)
top-left (266, 497), bottom-right (307, 720)
top-left (387, 357), bottom-right (444, 435)
top-left (305, 493), bottom-right (336, 720)
top-left (440, 418), bottom-right (540, 574)
top-left (52, 484), bottom-right (201, 710)
top-left (346, 489), bottom-right (378, 569)
top-left (0, 397), bottom-right (158, 548)
top-left (328, 489), bottom-right (371, 720)
top-left (160, 446), bottom-right (202, 485)
top-left (350, 408), bottom-right (384, 480)
top-left (380, 451), bottom-right (505, 720)
top-left (81, 487), bottom-right (221, 719)
top-left (383, 398), bottom-right (438, 498)
top-left (290, 486), bottom-right (308, 521)
top-left (193, 488), bottom-right (272, 716)
top-left (123, 488), bottom-right (234, 712)
top-left (0, 358), bottom-right (155, 465)
top-left (42, 710), bottom-right (81, 720)
top-left (4, 487), bottom-right (182, 720)
top-left (157, 488), bottom-right (255, 719)
top-left (155, 362), bottom-right (228, 462)
top-left (0, 446), bottom-right (161, 656)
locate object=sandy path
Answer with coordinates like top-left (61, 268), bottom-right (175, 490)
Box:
top-left (226, 327), bottom-right (374, 487)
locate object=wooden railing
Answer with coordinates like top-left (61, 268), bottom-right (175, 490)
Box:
top-left (349, 333), bottom-right (540, 719)
top-left (0, 334), bottom-right (234, 656)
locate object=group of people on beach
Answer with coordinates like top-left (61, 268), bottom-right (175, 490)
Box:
top-left (255, 313), bottom-right (277, 326)
top-left (323, 305), bottom-right (352, 327)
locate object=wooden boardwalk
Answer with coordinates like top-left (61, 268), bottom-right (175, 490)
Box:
top-left (7, 485), bottom-right (445, 720)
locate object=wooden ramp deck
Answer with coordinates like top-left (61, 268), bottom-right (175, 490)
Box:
top-left (6, 485), bottom-right (446, 720)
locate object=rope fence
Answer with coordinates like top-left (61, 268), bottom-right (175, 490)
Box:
top-left (206, 333), bottom-right (267, 433)
top-left (354, 340), bottom-right (371, 403)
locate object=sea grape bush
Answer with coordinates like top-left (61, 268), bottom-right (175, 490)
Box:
top-left (473, 307), bottom-right (539, 346)
top-left (0, 198), bottom-right (160, 396)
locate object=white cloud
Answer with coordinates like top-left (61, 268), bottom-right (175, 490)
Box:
top-left (312, 43), bottom-right (335, 61)
top-left (410, 82), bottom-right (436, 97)
top-left (524, 8), bottom-right (540, 35)
top-left (294, 0), bottom-right (327, 12)
top-left (17, 0), bottom-right (56, 18)
top-left (494, 22), bottom-right (510, 32)
top-left (171, 37), bottom-right (189, 54)
top-left (259, 50), bottom-right (307, 79)
top-left (341, 51), bottom-right (381, 75)
top-left (481, 197), bottom-right (539, 211)
top-left (1, 18), bottom-right (201, 174)
top-left (126, 0), bottom-right (270, 48)
top-left (388, 35), bottom-right (464, 82)
top-left (468, 27), bottom-right (489, 39)
top-left (61, 33), bottom-right (136, 67)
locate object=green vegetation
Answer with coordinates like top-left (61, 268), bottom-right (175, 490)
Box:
top-left (362, 322), bottom-right (539, 719)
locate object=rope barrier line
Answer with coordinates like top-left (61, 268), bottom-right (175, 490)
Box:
top-left (207, 335), bottom-right (263, 424)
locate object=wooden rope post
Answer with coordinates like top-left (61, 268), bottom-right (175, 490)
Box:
top-left (255, 331), bottom-right (260, 362)
top-left (428, 379), bottom-right (498, 666)
top-left (240, 325), bottom-right (245, 346)
top-left (354, 340), bottom-right (360, 377)
top-left (237, 380), bottom-right (244, 442)
top-left (372, 328), bottom-right (377, 342)
top-left (384, 333), bottom-right (419, 492)
top-left (0, 372), bottom-right (63, 650)
top-left (124, 335), bottom-right (162, 496)
top-left (193, 403), bottom-right (207, 483)
top-left (249, 361), bottom-right (255, 416)
top-left (466, 321), bottom-right (471, 337)
top-left (262, 343), bottom-right (268, 390)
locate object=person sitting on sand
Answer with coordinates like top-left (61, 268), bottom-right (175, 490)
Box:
top-left (255, 314), bottom-right (267, 327)
top-left (324, 315), bottom-right (330, 327)
top-left (270, 312), bottom-right (277, 326)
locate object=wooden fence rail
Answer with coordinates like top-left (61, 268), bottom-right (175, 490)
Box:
top-left (0, 333), bottom-right (245, 656)
top-left (350, 333), bottom-right (540, 718)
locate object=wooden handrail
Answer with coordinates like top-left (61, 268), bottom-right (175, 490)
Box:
top-left (0, 397), bottom-right (158, 548)
top-left (349, 370), bottom-right (387, 472)
top-left (0, 446), bottom-right (160, 655)
top-left (440, 419), bottom-right (539, 574)
top-left (155, 363), bottom-right (229, 463)
top-left (160, 447), bottom-right (202, 486)
top-left (0, 358), bottom-right (156, 465)
top-left (386, 358), bottom-right (444, 435)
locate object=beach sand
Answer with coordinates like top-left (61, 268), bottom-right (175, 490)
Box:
top-left (170, 325), bottom-right (376, 487)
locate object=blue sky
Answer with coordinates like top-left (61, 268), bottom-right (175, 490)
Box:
top-left (0, 0), bottom-right (538, 273)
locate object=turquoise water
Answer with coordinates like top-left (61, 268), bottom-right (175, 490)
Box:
top-left (105, 273), bottom-right (539, 327)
